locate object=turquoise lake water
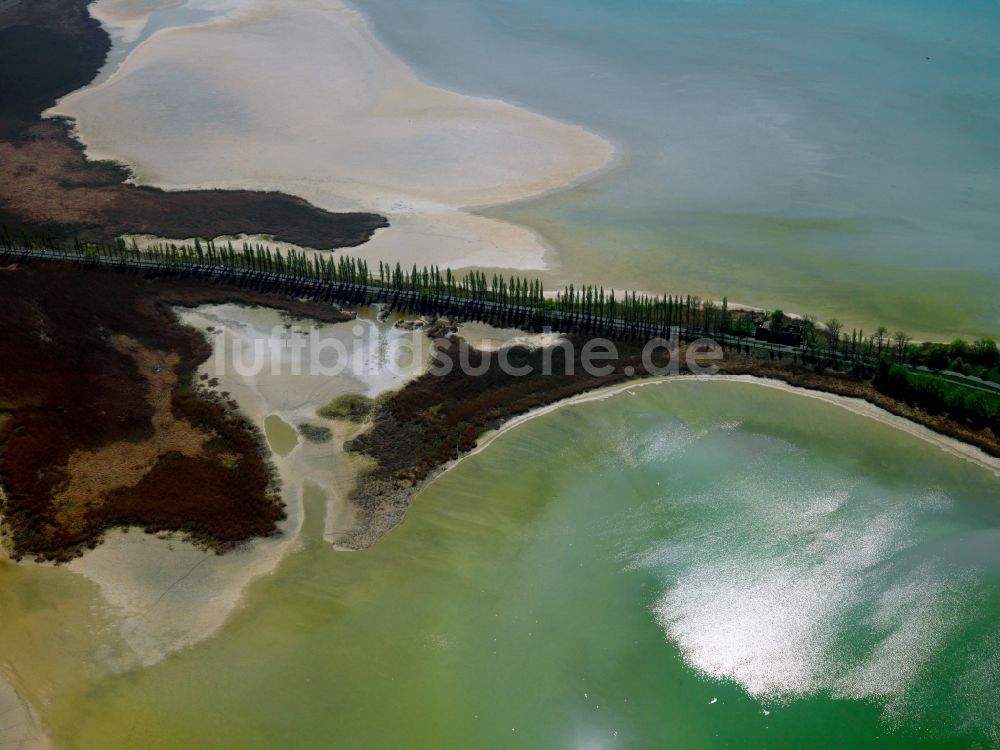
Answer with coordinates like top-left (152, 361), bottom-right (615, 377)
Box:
top-left (349, 0), bottom-right (1000, 338)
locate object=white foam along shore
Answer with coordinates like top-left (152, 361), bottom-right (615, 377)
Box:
top-left (455, 375), bottom-right (1000, 479)
top-left (49, 0), bottom-right (615, 272)
top-left (67, 304), bottom-right (430, 668)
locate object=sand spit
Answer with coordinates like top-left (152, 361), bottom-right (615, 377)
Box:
top-left (64, 304), bottom-right (429, 666)
top-left (51, 0), bottom-right (614, 271)
top-left (459, 375), bottom-right (1000, 479)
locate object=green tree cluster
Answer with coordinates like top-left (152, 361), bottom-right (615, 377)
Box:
top-left (874, 360), bottom-right (1000, 429)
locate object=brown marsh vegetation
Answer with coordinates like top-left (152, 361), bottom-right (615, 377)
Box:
top-left (0, 262), bottom-right (352, 561)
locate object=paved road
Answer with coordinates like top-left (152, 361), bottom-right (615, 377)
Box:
top-left (914, 366), bottom-right (1000, 395)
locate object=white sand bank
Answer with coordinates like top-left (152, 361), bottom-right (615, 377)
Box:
top-left (65, 304), bottom-right (430, 667)
top-left (50, 0), bottom-right (613, 271)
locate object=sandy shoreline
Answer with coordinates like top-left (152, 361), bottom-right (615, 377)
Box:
top-left (50, 0), bottom-right (615, 272)
top-left (453, 375), bottom-right (1000, 480)
top-left (341, 348), bottom-right (999, 552)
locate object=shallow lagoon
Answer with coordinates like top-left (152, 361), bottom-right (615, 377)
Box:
top-left (263, 414), bottom-right (299, 457)
top-left (3, 381), bottom-right (998, 748)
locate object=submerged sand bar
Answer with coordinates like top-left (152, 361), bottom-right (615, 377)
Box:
top-left (52, 0), bottom-right (614, 270)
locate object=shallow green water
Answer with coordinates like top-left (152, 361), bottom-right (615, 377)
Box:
top-left (264, 414), bottom-right (299, 458)
top-left (3, 382), bottom-right (998, 748)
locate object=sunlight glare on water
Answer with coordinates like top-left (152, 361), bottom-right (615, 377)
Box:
top-left (1, 381), bottom-right (998, 748)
